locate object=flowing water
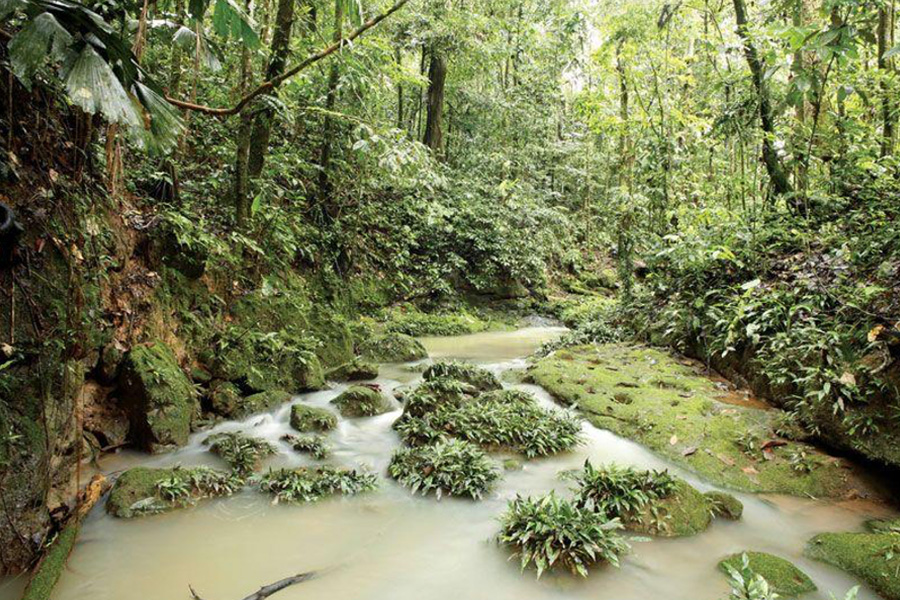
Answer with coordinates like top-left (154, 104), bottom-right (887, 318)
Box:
top-left (1, 326), bottom-right (896, 600)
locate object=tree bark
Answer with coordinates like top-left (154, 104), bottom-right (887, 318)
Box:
top-left (878, 3), bottom-right (895, 157)
top-left (247, 0), bottom-right (297, 179)
top-left (233, 0), bottom-right (254, 228)
top-left (423, 48), bottom-right (447, 156)
top-left (732, 0), bottom-right (793, 197)
top-left (315, 0), bottom-right (344, 221)
top-left (615, 40), bottom-right (630, 190)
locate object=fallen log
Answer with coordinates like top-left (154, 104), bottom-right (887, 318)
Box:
top-left (22, 474), bottom-right (110, 600)
top-left (189, 571), bottom-right (317, 600)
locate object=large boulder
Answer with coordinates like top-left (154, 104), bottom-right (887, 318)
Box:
top-left (117, 342), bottom-right (198, 452)
top-left (326, 359), bottom-right (379, 382)
top-left (208, 382), bottom-right (290, 419)
top-left (359, 333), bottom-right (428, 363)
top-left (290, 404), bottom-right (338, 432)
top-left (331, 385), bottom-right (393, 418)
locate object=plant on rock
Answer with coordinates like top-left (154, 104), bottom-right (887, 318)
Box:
top-left (498, 492), bottom-right (628, 578)
top-left (388, 439), bottom-right (499, 500)
top-left (290, 404), bottom-right (338, 432)
top-left (204, 432), bottom-right (277, 475)
top-left (257, 466), bottom-right (378, 503)
top-left (572, 461), bottom-right (677, 517)
top-left (423, 361), bottom-right (502, 392)
top-left (331, 385), bottom-right (393, 417)
top-left (282, 433), bottom-right (330, 459)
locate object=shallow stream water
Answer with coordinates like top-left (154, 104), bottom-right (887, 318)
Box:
top-left (1, 326), bottom-right (896, 600)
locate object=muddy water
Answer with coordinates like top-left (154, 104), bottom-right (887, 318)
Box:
top-left (1, 327), bottom-right (896, 600)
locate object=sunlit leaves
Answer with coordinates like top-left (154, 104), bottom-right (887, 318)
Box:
top-left (8, 12), bottom-right (72, 87)
top-left (65, 45), bottom-right (142, 127)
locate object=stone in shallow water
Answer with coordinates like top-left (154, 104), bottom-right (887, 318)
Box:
top-left (331, 385), bottom-right (392, 417)
top-left (290, 403), bottom-right (338, 432)
top-left (358, 332), bottom-right (428, 362)
top-left (719, 552), bottom-right (817, 596)
top-left (806, 532), bottom-right (900, 600)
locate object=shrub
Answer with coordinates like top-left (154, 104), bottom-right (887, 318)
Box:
top-left (571, 461), bottom-right (677, 518)
top-left (388, 439), bottom-right (499, 499)
top-left (204, 432), bottom-right (277, 475)
top-left (423, 361), bottom-right (502, 392)
top-left (282, 434), bottom-right (330, 459)
top-left (393, 416), bottom-right (445, 446)
top-left (257, 466), bottom-right (378, 503)
top-left (498, 492), bottom-right (628, 578)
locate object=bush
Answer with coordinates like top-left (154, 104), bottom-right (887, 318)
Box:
top-left (388, 439), bottom-right (499, 500)
top-left (498, 492), bottom-right (628, 578)
top-left (281, 434), bottom-right (330, 459)
top-left (203, 432), bottom-right (277, 475)
top-left (571, 462), bottom-right (677, 518)
top-left (257, 466), bottom-right (378, 503)
top-left (423, 361), bottom-right (502, 392)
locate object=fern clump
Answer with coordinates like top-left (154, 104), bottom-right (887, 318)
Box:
top-left (571, 461), bottom-right (677, 517)
top-left (498, 492), bottom-right (628, 578)
top-left (282, 433), bottom-right (330, 459)
top-left (204, 432), bottom-right (277, 475)
top-left (388, 439), bottom-right (499, 500)
top-left (257, 466), bottom-right (378, 503)
top-left (423, 361), bottom-right (502, 392)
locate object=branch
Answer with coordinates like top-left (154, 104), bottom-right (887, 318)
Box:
top-left (166, 0), bottom-right (412, 116)
top-left (188, 570), bottom-right (319, 600)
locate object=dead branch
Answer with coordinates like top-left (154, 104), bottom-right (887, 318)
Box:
top-left (189, 571), bottom-right (317, 600)
top-left (165, 0), bottom-right (411, 117)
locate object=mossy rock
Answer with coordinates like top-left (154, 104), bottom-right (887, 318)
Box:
top-left (331, 386), bottom-right (392, 418)
top-left (326, 359), bottom-right (379, 382)
top-left (106, 466), bottom-right (235, 518)
top-left (867, 518), bottom-right (900, 534)
top-left (359, 332), bottom-right (428, 363)
top-left (243, 389), bottom-right (292, 414)
top-left (211, 338), bottom-right (325, 394)
top-left (423, 361), bottom-right (502, 392)
top-left (706, 490), bottom-right (744, 520)
top-left (528, 344), bottom-right (857, 497)
top-left (623, 479), bottom-right (712, 537)
top-left (117, 342), bottom-right (198, 452)
top-left (806, 532), bottom-right (900, 600)
top-left (719, 552), bottom-right (816, 596)
top-left (290, 404), bottom-right (338, 432)
top-left (21, 523), bottom-right (80, 600)
top-left (208, 380), bottom-right (243, 417)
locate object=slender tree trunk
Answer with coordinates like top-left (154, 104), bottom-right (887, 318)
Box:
top-left (316, 0), bottom-right (344, 220)
top-left (732, 0), bottom-right (793, 198)
top-left (233, 0), bottom-right (254, 227)
top-left (247, 0), bottom-right (297, 179)
top-left (615, 40), bottom-right (630, 191)
top-left (878, 3), bottom-right (895, 156)
top-left (792, 0), bottom-right (808, 191)
top-left (423, 47), bottom-right (447, 156)
top-left (396, 45), bottom-right (404, 129)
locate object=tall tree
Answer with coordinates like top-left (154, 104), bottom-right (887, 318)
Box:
top-left (423, 47), bottom-right (447, 155)
top-left (233, 0), bottom-right (255, 227)
top-left (316, 0), bottom-right (345, 220)
top-left (877, 1), bottom-right (895, 157)
top-left (732, 0), bottom-right (793, 198)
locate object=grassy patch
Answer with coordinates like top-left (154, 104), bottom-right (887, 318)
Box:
top-left (204, 431), bottom-right (277, 475)
top-left (290, 404), bottom-right (338, 432)
top-left (528, 344), bottom-right (855, 497)
top-left (388, 439), bottom-right (499, 499)
top-left (257, 466), bottom-right (377, 503)
top-left (719, 552), bottom-right (816, 596)
top-left (498, 492), bottom-right (628, 578)
top-left (382, 306), bottom-right (491, 336)
top-left (806, 532), bottom-right (900, 600)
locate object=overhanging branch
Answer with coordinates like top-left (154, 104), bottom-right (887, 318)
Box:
top-left (166, 0), bottom-right (411, 117)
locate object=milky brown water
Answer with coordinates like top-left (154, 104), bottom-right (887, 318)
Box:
top-left (1, 327), bottom-right (895, 600)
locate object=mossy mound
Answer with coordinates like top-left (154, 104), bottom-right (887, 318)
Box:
top-left (423, 361), bottom-right (502, 392)
top-left (107, 466), bottom-right (239, 518)
top-left (359, 332), bottom-right (428, 362)
top-left (211, 338), bottom-right (325, 394)
top-left (208, 384), bottom-right (290, 419)
top-left (242, 389), bottom-right (292, 414)
top-left (117, 342), bottom-right (198, 452)
top-left (806, 532), bottom-right (900, 600)
top-left (706, 491), bottom-right (744, 520)
top-left (326, 359), bottom-right (379, 381)
top-left (383, 307), bottom-right (490, 336)
top-left (529, 344), bottom-right (855, 497)
top-left (622, 479), bottom-right (712, 537)
top-left (866, 517), bottom-right (900, 534)
top-left (290, 404), bottom-right (338, 432)
top-left (331, 385), bottom-right (393, 417)
top-left (719, 552), bottom-right (816, 596)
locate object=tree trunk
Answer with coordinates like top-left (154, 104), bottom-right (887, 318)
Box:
top-left (247, 0), bottom-right (297, 179)
top-left (878, 3), bottom-right (895, 157)
top-left (233, 2), bottom-right (254, 228)
top-left (732, 0), bottom-right (793, 197)
top-left (423, 48), bottom-right (447, 156)
top-left (615, 40), bottom-right (630, 190)
top-left (792, 0), bottom-right (808, 192)
top-left (316, 0), bottom-right (344, 221)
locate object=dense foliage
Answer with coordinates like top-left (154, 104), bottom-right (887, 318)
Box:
top-left (388, 438), bottom-right (499, 499)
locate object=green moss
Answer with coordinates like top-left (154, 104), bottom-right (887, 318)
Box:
top-left (326, 359), bottom-right (379, 381)
top-left (719, 552), bottom-right (817, 596)
top-left (359, 332), bottom-right (428, 363)
top-left (528, 344), bottom-right (854, 497)
top-left (867, 518), bottom-right (900, 534)
top-left (21, 524), bottom-right (80, 600)
top-left (106, 466), bottom-right (238, 518)
top-left (423, 361), bottom-right (502, 392)
top-left (623, 479), bottom-right (712, 537)
top-left (208, 380), bottom-right (243, 417)
top-left (118, 342), bottom-right (198, 451)
top-left (705, 491), bottom-right (744, 520)
top-left (290, 404), bottom-right (338, 432)
top-left (382, 307), bottom-right (490, 336)
top-left (331, 385), bottom-right (393, 417)
top-left (806, 532), bottom-right (900, 600)
top-left (243, 389), bottom-right (292, 414)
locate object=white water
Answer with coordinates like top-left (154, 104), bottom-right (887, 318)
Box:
top-left (0, 326), bottom-right (895, 600)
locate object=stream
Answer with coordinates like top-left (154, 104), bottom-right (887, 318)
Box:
top-left (1, 326), bottom-right (895, 600)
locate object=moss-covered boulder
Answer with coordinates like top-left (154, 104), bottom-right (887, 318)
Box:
top-left (621, 479), bottom-right (712, 537)
top-left (867, 517), bottom-right (900, 534)
top-left (117, 342), bottom-right (198, 452)
top-left (107, 466), bottom-right (239, 518)
top-left (204, 431), bottom-right (276, 475)
top-left (208, 380), bottom-right (243, 417)
top-left (806, 532), bottom-right (900, 600)
top-left (210, 334), bottom-right (325, 395)
top-left (326, 359), bottom-right (379, 382)
top-left (359, 332), bottom-right (428, 362)
top-left (423, 361), bottom-right (502, 392)
top-left (290, 404), bottom-right (338, 432)
top-left (719, 552), bottom-right (816, 596)
top-left (331, 385), bottom-right (393, 417)
top-left (706, 491), bottom-right (744, 520)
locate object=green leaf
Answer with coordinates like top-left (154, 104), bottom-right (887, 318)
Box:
top-left (212, 0), bottom-right (259, 48)
top-left (9, 12), bottom-right (73, 88)
top-left (64, 45), bottom-right (141, 128)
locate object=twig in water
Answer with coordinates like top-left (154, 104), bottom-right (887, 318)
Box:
top-left (189, 571), bottom-right (317, 600)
